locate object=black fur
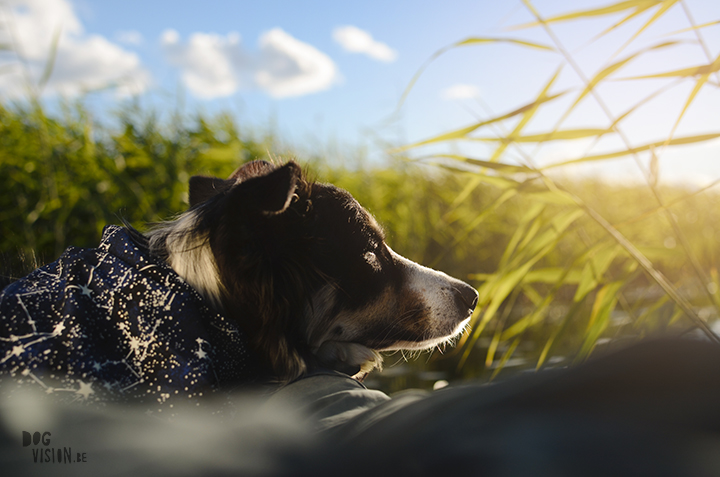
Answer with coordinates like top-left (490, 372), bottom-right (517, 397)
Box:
top-left (147, 160), bottom-right (477, 382)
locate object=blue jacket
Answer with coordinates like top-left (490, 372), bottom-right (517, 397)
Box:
top-left (0, 226), bottom-right (259, 412)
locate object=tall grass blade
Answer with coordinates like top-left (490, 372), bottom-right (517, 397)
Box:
top-left (397, 37), bottom-right (554, 110)
top-left (430, 188), bottom-right (519, 268)
top-left (427, 163), bottom-right (521, 188)
top-left (501, 269), bottom-right (577, 341)
top-left (471, 128), bottom-right (612, 143)
top-left (493, 267), bottom-right (583, 284)
top-left (573, 244), bottom-right (622, 302)
top-left (37, 27), bottom-right (61, 95)
top-left (485, 287), bottom-right (522, 366)
top-left (453, 38), bottom-right (554, 51)
top-left (543, 132), bottom-right (720, 168)
top-left (576, 281), bottom-right (624, 360)
top-left (393, 91), bottom-right (567, 152)
top-left (490, 337), bottom-right (521, 380)
top-left (620, 51), bottom-right (720, 79)
top-left (607, 80), bottom-right (680, 131)
top-left (487, 66), bottom-right (563, 164)
top-left (591, 3), bottom-right (661, 40)
top-left (613, 178), bottom-right (720, 228)
top-left (523, 190), bottom-right (578, 206)
top-left (663, 52), bottom-right (720, 144)
top-left (463, 207), bottom-right (585, 367)
top-left (608, 0), bottom-right (681, 60)
top-left (497, 202), bottom-right (545, 270)
top-left (666, 19), bottom-right (720, 35)
top-left (679, 1), bottom-right (720, 84)
top-left (568, 41), bottom-right (681, 115)
top-left (418, 155), bottom-right (538, 174)
top-left (536, 299), bottom-right (586, 368)
top-left (514, 208), bottom-right (585, 265)
top-left (509, 0), bottom-right (662, 30)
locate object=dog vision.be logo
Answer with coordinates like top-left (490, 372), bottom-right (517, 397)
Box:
top-left (22, 430), bottom-right (88, 464)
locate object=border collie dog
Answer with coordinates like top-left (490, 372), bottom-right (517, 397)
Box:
top-left (147, 160), bottom-right (478, 381)
top-left (0, 160), bottom-right (477, 403)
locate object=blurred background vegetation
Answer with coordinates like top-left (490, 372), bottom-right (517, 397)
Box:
top-left (2, 0), bottom-right (720, 393)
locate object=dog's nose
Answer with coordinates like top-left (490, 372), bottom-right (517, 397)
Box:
top-left (455, 283), bottom-right (479, 311)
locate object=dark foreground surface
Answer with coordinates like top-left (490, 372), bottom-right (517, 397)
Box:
top-left (3, 338), bottom-right (720, 476)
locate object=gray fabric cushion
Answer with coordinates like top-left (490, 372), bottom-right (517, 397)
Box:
top-left (267, 370), bottom-right (394, 431)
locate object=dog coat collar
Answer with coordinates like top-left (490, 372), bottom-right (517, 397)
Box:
top-left (0, 225), bottom-right (259, 412)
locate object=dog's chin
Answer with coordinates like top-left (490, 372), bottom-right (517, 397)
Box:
top-left (379, 316), bottom-right (472, 352)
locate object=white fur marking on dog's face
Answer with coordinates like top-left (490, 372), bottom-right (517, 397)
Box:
top-left (381, 247), bottom-right (474, 350)
top-left (305, 245), bottom-right (475, 359)
top-left (380, 316), bottom-right (472, 352)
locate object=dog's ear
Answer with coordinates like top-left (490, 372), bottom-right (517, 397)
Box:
top-left (189, 176), bottom-right (230, 207)
top-left (231, 161), bottom-right (301, 215)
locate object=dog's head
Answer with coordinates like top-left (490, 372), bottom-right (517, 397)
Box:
top-left (160, 160), bottom-right (477, 381)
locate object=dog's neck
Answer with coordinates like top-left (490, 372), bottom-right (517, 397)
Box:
top-left (146, 208), bottom-right (225, 311)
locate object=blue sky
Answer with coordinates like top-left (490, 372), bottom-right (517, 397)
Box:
top-left (1, 0), bottom-right (719, 183)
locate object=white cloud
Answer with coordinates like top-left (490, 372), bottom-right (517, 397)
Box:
top-left (332, 26), bottom-right (397, 63)
top-left (162, 29), bottom-right (245, 99)
top-left (0, 0), bottom-right (150, 97)
top-left (441, 84), bottom-right (480, 100)
top-left (115, 30), bottom-right (144, 46)
top-left (161, 29), bottom-right (180, 45)
top-left (160, 27), bottom-right (338, 99)
top-left (255, 28), bottom-right (337, 98)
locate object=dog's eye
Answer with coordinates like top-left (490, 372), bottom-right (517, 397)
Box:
top-left (364, 251), bottom-right (381, 272)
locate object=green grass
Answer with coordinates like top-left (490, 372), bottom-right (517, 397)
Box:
top-left (1, 99), bottom-right (720, 390)
top-left (392, 0), bottom-right (720, 384)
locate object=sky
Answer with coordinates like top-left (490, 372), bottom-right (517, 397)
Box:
top-left (0, 0), bottom-right (719, 184)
